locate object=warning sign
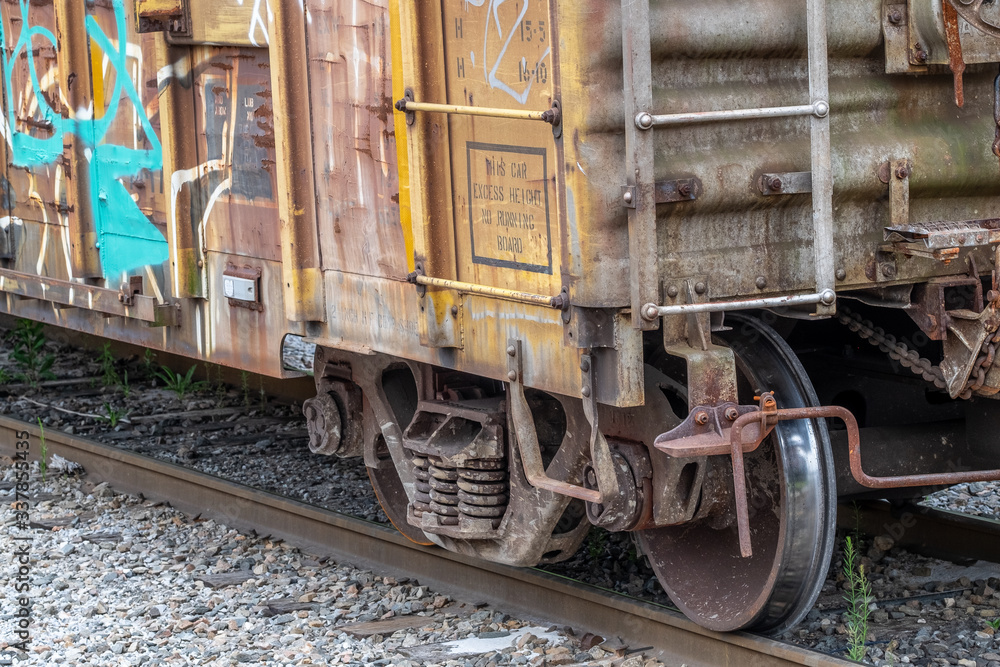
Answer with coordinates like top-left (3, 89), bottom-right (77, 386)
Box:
top-left (467, 142), bottom-right (552, 274)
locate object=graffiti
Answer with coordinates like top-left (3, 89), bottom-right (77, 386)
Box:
top-left (1, 0), bottom-right (167, 279)
top-left (238, 0), bottom-right (272, 48)
top-left (462, 0), bottom-right (551, 105)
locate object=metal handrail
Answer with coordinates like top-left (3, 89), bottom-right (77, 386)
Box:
top-left (640, 290), bottom-right (836, 321)
top-left (634, 101), bottom-right (829, 129)
top-left (407, 272), bottom-right (568, 310)
top-left (395, 99), bottom-right (560, 125)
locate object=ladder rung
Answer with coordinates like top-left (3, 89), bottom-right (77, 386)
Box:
top-left (635, 101), bottom-right (828, 130)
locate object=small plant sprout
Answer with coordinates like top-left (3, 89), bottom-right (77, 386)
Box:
top-left (212, 364), bottom-right (227, 401)
top-left (241, 370), bottom-right (251, 409)
top-left (100, 403), bottom-right (128, 428)
top-left (988, 618), bottom-right (1000, 631)
top-left (120, 370), bottom-right (131, 399)
top-left (37, 417), bottom-right (47, 483)
top-left (154, 364), bottom-right (206, 399)
top-left (0, 367), bottom-right (10, 385)
top-left (98, 342), bottom-right (120, 387)
top-left (585, 529), bottom-right (608, 560)
top-left (843, 535), bottom-right (872, 662)
top-left (142, 348), bottom-right (156, 373)
top-left (11, 319), bottom-right (56, 387)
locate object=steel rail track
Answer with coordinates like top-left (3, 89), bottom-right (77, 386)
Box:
top-left (0, 414), bottom-right (854, 666)
top-left (845, 499), bottom-right (1000, 565)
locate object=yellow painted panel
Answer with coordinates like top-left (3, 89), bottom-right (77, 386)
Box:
top-left (390, 0), bottom-right (415, 273)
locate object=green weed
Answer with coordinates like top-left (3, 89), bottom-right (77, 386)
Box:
top-left (154, 364), bottom-right (206, 399)
top-left (11, 319), bottom-right (55, 387)
top-left (987, 618), bottom-right (1000, 631)
top-left (142, 348), bottom-right (156, 373)
top-left (211, 364), bottom-right (228, 401)
top-left (37, 417), bottom-right (47, 483)
top-left (98, 342), bottom-right (120, 387)
top-left (843, 536), bottom-right (872, 662)
top-left (0, 367), bottom-right (10, 385)
top-left (585, 529), bottom-right (608, 560)
top-left (100, 403), bottom-right (128, 428)
top-left (120, 370), bottom-right (131, 399)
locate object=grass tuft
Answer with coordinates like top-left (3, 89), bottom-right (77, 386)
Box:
top-left (843, 535), bottom-right (872, 662)
top-left (153, 364), bottom-right (206, 399)
top-left (11, 319), bottom-right (55, 387)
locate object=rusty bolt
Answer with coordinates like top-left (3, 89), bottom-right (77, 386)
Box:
top-left (765, 176), bottom-right (783, 192)
top-left (667, 285), bottom-right (679, 298)
top-left (580, 357), bottom-right (591, 373)
top-left (694, 282), bottom-right (707, 295)
top-left (888, 8), bottom-right (903, 24)
top-left (581, 385), bottom-right (592, 398)
top-left (990, 290), bottom-right (1000, 302)
top-left (913, 45), bottom-right (927, 64)
top-left (451, 305), bottom-right (459, 316)
top-left (623, 190), bottom-right (634, 205)
top-left (507, 345), bottom-right (517, 357)
top-left (958, 235), bottom-right (967, 244)
top-left (755, 276), bottom-right (767, 290)
top-left (977, 234), bottom-right (985, 243)
top-left (725, 407), bottom-right (739, 422)
top-left (836, 268), bottom-right (847, 281)
top-left (894, 164), bottom-right (911, 180)
top-left (507, 370), bottom-right (518, 382)
top-left (694, 411), bottom-right (709, 426)
top-left (881, 264), bottom-right (897, 278)
top-left (678, 182), bottom-right (693, 197)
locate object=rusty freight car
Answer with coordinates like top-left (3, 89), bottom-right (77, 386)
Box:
top-left (5, 0), bottom-right (1000, 632)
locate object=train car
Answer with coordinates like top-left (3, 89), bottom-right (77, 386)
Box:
top-left (4, 0), bottom-right (1000, 633)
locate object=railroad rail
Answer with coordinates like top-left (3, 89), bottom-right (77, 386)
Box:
top-left (845, 499), bottom-right (1000, 566)
top-left (0, 414), bottom-right (853, 667)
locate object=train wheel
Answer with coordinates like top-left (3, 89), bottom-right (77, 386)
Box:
top-left (639, 313), bottom-right (836, 633)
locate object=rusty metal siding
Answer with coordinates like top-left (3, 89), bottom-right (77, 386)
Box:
top-left (192, 46), bottom-right (280, 263)
top-left (307, 0), bottom-right (408, 280)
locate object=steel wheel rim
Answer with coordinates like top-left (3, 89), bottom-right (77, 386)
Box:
top-left (639, 314), bottom-right (835, 632)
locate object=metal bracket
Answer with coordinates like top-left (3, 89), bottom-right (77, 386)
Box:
top-left (881, 158), bottom-right (912, 227)
top-left (579, 353), bottom-right (621, 505)
top-left (118, 275), bottom-right (143, 307)
top-left (883, 2), bottom-right (930, 74)
top-left (660, 277), bottom-right (709, 348)
top-left (663, 343), bottom-right (738, 408)
top-left (907, 275), bottom-right (983, 341)
top-left (757, 171), bottom-right (812, 196)
top-left (622, 178), bottom-right (701, 209)
top-left (506, 340), bottom-right (600, 503)
top-left (134, 0), bottom-right (191, 36)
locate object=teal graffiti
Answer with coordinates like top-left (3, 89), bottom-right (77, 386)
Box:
top-left (3, 0), bottom-right (167, 278)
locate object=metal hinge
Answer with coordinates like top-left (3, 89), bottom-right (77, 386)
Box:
top-left (134, 0), bottom-right (190, 36)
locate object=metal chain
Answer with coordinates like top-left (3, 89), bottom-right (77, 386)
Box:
top-left (837, 306), bottom-right (1000, 400)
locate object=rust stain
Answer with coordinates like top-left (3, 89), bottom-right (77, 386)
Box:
top-left (943, 0), bottom-right (966, 108)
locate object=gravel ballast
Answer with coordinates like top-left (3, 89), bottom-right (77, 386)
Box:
top-left (3, 329), bottom-right (1000, 665)
top-left (0, 465), bottom-right (665, 667)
